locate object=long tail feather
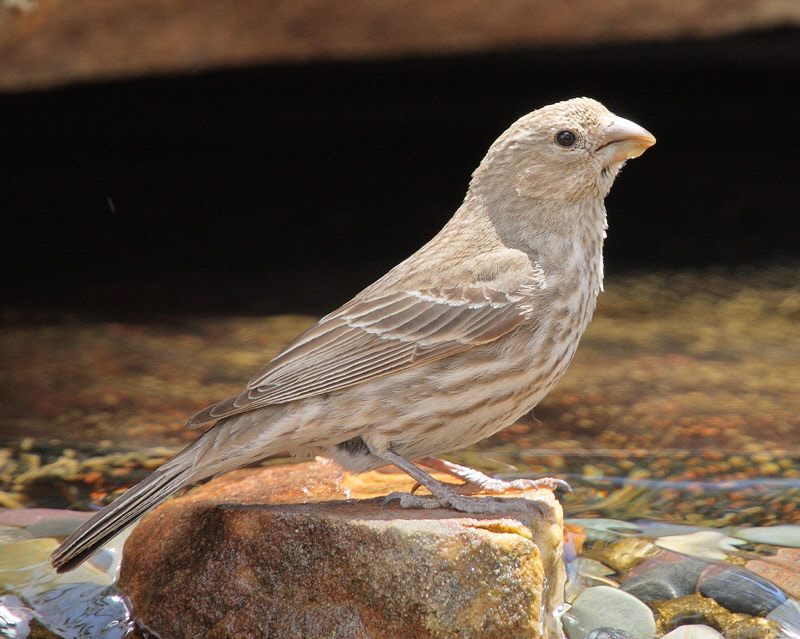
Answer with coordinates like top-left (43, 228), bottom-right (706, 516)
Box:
top-left (50, 455), bottom-right (196, 573)
top-left (51, 410), bottom-right (290, 572)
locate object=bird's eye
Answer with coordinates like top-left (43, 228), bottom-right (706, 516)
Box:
top-left (555, 130), bottom-right (577, 147)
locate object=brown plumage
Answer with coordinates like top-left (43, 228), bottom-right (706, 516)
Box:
top-left (51, 97), bottom-right (654, 573)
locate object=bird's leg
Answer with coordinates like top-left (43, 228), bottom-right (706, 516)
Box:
top-left (376, 448), bottom-right (544, 515)
top-left (420, 457), bottom-right (572, 494)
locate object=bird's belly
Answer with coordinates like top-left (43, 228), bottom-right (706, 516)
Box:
top-left (325, 322), bottom-right (585, 464)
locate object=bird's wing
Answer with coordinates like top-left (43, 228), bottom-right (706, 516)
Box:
top-left (187, 285), bottom-right (530, 427)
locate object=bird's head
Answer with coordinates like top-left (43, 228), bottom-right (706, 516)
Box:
top-left (471, 97), bottom-right (655, 204)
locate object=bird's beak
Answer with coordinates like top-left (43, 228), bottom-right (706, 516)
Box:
top-left (595, 115), bottom-right (656, 166)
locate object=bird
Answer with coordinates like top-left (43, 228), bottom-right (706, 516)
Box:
top-left (51, 97), bottom-right (654, 573)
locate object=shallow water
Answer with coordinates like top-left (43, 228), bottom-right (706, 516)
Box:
top-left (1, 266), bottom-right (799, 637)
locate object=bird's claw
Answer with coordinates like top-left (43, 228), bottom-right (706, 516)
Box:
top-left (418, 459), bottom-right (570, 495)
top-left (484, 476), bottom-right (573, 494)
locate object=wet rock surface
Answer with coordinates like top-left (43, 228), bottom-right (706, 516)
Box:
top-left (562, 585), bottom-right (656, 639)
top-left (746, 547), bottom-right (800, 599)
top-left (4, 502), bottom-right (800, 637)
top-left (697, 564), bottom-right (787, 616)
top-left (562, 518), bottom-right (798, 638)
top-left (117, 461), bottom-right (565, 639)
top-left (648, 593), bottom-right (783, 638)
top-left (621, 557), bottom-right (705, 601)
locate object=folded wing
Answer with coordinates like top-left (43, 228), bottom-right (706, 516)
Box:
top-left (187, 285), bottom-right (529, 428)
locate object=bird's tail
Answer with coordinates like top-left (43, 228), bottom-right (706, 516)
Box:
top-left (51, 409), bottom-right (290, 573)
top-left (50, 446), bottom-right (201, 573)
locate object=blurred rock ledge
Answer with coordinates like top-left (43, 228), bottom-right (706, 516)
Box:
top-left (117, 459), bottom-right (565, 639)
top-left (1, 0), bottom-right (799, 91)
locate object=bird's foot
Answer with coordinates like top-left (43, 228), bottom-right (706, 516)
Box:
top-left (383, 490), bottom-right (544, 515)
top-left (375, 449), bottom-right (550, 515)
top-left (420, 457), bottom-right (571, 495)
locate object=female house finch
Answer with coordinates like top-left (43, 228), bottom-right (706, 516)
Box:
top-left (52, 97), bottom-right (654, 572)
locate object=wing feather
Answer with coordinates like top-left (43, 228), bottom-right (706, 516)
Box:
top-left (187, 286), bottom-right (530, 428)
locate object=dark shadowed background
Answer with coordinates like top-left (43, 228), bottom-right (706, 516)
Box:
top-left (1, 19), bottom-right (799, 318)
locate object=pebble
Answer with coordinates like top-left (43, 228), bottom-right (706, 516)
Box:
top-left (650, 593), bottom-right (783, 638)
top-left (625, 550), bottom-right (697, 579)
top-left (584, 537), bottom-right (660, 573)
top-left (660, 625), bottom-right (724, 638)
top-left (656, 530), bottom-right (746, 560)
top-left (621, 558), bottom-right (705, 601)
top-left (746, 547), bottom-right (800, 599)
top-left (0, 508), bottom-right (92, 527)
top-left (87, 548), bottom-right (118, 573)
top-left (0, 537), bottom-right (60, 572)
top-left (561, 585), bottom-right (657, 639)
top-left (565, 518), bottom-right (642, 541)
top-left (0, 538), bottom-right (113, 594)
top-left (698, 564), bottom-right (787, 615)
top-left (632, 521), bottom-right (710, 538)
top-left (0, 524), bottom-right (32, 547)
top-left (728, 524), bottom-right (800, 548)
top-left (27, 516), bottom-right (88, 539)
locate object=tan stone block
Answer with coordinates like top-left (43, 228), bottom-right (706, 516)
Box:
top-left (118, 460), bottom-right (565, 639)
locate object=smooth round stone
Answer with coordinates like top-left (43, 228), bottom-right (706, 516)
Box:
top-left (562, 585), bottom-right (657, 639)
top-left (728, 525), bottom-right (800, 548)
top-left (661, 624), bottom-right (724, 638)
top-left (656, 531), bottom-right (745, 561)
top-left (0, 524), bottom-right (32, 547)
top-left (87, 548), bottom-right (117, 573)
top-left (622, 558), bottom-right (705, 601)
top-left (699, 565), bottom-right (787, 615)
top-left (27, 517), bottom-right (87, 539)
top-left (565, 518), bottom-right (642, 541)
top-left (632, 521), bottom-right (709, 539)
top-left (585, 628), bottom-right (639, 639)
top-left (625, 550), bottom-right (697, 580)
